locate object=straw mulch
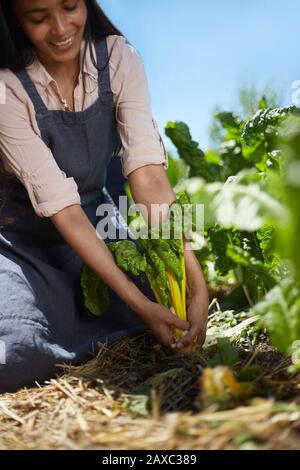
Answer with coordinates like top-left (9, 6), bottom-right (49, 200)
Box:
top-left (0, 309), bottom-right (300, 450)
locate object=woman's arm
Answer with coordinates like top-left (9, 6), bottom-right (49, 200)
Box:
top-left (50, 204), bottom-right (149, 314)
top-left (128, 163), bottom-right (209, 347)
top-left (50, 203), bottom-right (190, 346)
top-left (0, 74), bottom-right (81, 218)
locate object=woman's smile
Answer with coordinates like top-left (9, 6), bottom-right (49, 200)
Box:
top-left (48, 33), bottom-right (76, 53)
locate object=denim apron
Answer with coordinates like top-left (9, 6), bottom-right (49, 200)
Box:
top-left (0, 37), bottom-right (152, 393)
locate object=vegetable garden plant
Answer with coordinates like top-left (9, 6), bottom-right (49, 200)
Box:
top-left (81, 97), bottom-right (300, 369)
top-left (81, 190), bottom-right (193, 349)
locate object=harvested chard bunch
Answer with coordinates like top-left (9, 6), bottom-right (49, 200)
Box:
top-left (81, 191), bottom-right (193, 349)
top-left (139, 203), bottom-right (187, 346)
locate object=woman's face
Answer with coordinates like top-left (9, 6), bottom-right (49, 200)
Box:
top-left (13, 0), bottom-right (87, 64)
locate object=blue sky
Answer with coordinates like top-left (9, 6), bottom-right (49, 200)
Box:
top-left (100, 0), bottom-right (299, 153)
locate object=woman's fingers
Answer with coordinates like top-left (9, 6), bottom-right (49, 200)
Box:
top-left (170, 315), bottom-right (190, 331)
top-left (160, 305), bottom-right (190, 330)
top-left (197, 329), bottom-right (206, 346)
top-left (176, 324), bottom-right (198, 349)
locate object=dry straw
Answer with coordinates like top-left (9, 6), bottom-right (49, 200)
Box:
top-left (0, 314), bottom-right (299, 450)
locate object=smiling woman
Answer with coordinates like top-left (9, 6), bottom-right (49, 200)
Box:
top-left (0, 0), bottom-right (127, 217)
top-left (0, 0), bottom-right (208, 393)
top-left (0, 0), bottom-right (120, 69)
top-left (12, 0), bottom-right (90, 110)
top-left (14, 0), bottom-right (87, 66)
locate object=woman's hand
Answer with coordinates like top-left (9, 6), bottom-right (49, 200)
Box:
top-left (175, 242), bottom-right (209, 351)
top-left (141, 301), bottom-right (190, 348)
top-left (175, 283), bottom-right (209, 350)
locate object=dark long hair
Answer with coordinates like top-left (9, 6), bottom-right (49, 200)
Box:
top-left (0, 0), bottom-right (127, 71)
top-left (0, 0), bottom-right (128, 221)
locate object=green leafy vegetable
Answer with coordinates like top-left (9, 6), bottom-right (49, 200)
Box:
top-left (217, 338), bottom-right (240, 367)
top-left (81, 192), bottom-right (191, 347)
top-left (241, 106), bottom-right (298, 145)
top-left (165, 121), bottom-right (218, 181)
top-left (80, 265), bottom-right (109, 317)
top-left (252, 278), bottom-right (300, 358)
top-left (107, 240), bottom-right (147, 277)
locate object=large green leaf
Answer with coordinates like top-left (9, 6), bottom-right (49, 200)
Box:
top-left (241, 106), bottom-right (299, 145)
top-left (165, 121), bottom-right (218, 181)
top-left (278, 116), bottom-right (300, 283)
top-left (226, 244), bottom-right (279, 292)
top-left (107, 240), bottom-right (147, 277)
top-left (185, 175), bottom-right (287, 231)
top-left (208, 226), bottom-right (236, 276)
top-left (252, 278), bottom-right (300, 356)
top-left (166, 154), bottom-right (189, 187)
top-left (80, 265), bottom-right (109, 317)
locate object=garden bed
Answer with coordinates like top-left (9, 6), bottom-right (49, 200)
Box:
top-left (1, 306), bottom-right (299, 450)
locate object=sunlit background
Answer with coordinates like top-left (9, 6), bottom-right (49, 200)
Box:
top-left (100, 0), bottom-right (298, 152)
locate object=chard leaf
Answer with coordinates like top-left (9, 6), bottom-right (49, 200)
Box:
top-left (208, 226), bottom-right (236, 276)
top-left (165, 121), bottom-right (218, 181)
top-left (186, 176), bottom-right (287, 231)
top-left (151, 238), bottom-right (183, 282)
top-left (139, 238), bottom-right (170, 307)
top-left (241, 106), bottom-right (298, 145)
top-left (252, 278), bottom-right (300, 355)
top-left (217, 338), bottom-right (240, 367)
top-left (107, 240), bottom-right (147, 277)
top-left (278, 116), bottom-right (300, 282)
top-left (226, 244), bottom-right (278, 291)
top-left (80, 265), bottom-right (109, 317)
top-left (166, 154), bottom-right (189, 187)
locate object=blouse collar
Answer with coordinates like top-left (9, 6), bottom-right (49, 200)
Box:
top-left (26, 37), bottom-right (98, 94)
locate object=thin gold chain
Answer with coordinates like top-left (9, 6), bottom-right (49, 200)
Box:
top-left (59, 59), bottom-right (80, 112)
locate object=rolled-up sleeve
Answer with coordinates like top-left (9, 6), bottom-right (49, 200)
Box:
top-left (114, 38), bottom-right (168, 178)
top-left (0, 81), bottom-right (81, 217)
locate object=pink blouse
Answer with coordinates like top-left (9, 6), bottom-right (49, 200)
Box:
top-left (0, 35), bottom-right (168, 217)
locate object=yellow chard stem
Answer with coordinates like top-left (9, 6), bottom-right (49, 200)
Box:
top-left (181, 237), bottom-right (187, 317)
top-left (167, 236), bottom-right (187, 343)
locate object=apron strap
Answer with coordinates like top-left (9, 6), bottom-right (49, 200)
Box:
top-left (14, 67), bottom-right (48, 118)
top-left (95, 37), bottom-right (114, 107)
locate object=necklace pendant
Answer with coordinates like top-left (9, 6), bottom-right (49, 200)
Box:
top-left (61, 98), bottom-right (69, 110)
